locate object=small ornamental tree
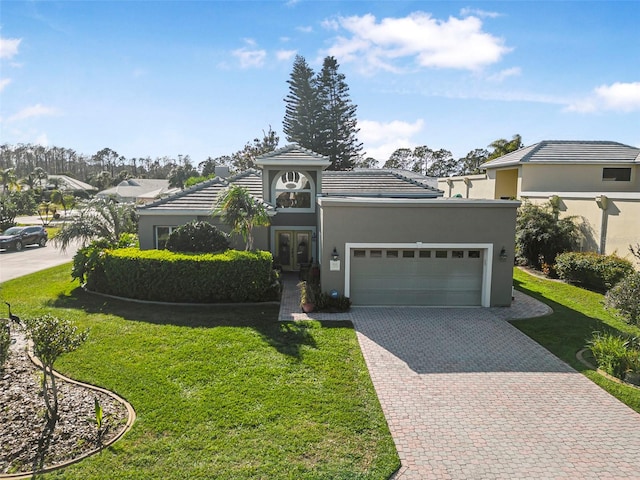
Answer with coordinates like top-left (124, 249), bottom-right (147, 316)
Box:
top-left (23, 315), bottom-right (88, 425)
top-left (213, 185), bottom-right (270, 250)
top-left (165, 220), bottom-right (230, 253)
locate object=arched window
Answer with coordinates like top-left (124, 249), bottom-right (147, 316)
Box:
top-left (274, 171), bottom-right (313, 210)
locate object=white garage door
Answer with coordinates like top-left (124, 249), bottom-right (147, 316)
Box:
top-left (349, 247), bottom-right (484, 306)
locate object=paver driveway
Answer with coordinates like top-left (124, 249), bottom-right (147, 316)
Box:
top-left (278, 277), bottom-right (640, 478)
top-left (349, 304), bottom-right (640, 479)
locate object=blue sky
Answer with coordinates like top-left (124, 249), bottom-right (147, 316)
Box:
top-left (1, 1), bottom-right (639, 165)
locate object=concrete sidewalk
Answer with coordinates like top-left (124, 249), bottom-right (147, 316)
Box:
top-left (278, 277), bottom-right (640, 479)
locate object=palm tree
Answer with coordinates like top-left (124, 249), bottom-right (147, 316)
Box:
top-left (1, 168), bottom-right (18, 195)
top-left (212, 185), bottom-right (270, 250)
top-left (32, 167), bottom-right (48, 189)
top-left (54, 198), bottom-right (138, 251)
top-left (19, 173), bottom-right (38, 191)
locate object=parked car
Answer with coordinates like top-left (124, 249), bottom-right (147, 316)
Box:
top-left (0, 226), bottom-right (48, 251)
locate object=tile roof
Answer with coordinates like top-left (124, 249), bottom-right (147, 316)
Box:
top-left (481, 140), bottom-right (640, 168)
top-left (97, 179), bottom-right (172, 199)
top-left (256, 143), bottom-right (330, 163)
top-left (322, 169), bottom-right (441, 197)
top-left (138, 170), bottom-right (265, 212)
top-left (47, 175), bottom-right (97, 191)
top-left (138, 168), bottom-right (442, 213)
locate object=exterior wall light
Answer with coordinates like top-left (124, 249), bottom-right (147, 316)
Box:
top-left (499, 247), bottom-right (508, 261)
top-left (331, 247), bottom-right (339, 261)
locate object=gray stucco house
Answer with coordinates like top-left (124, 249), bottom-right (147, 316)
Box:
top-left (138, 144), bottom-right (519, 307)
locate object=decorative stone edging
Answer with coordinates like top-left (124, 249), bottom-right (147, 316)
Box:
top-left (576, 348), bottom-right (640, 390)
top-left (0, 343), bottom-right (136, 480)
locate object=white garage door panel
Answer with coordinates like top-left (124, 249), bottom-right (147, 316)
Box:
top-left (350, 250), bottom-right (483, 306)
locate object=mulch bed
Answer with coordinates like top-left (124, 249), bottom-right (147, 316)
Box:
top-left (0, 328), bottom-right (130, 476)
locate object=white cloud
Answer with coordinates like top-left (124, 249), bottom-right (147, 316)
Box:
top-left (0, 37), bottom-right (22, 59)
top-left (322, 12), bottom-right (511, 74)
top-left (359, 118), bottom-right (425, 161)
top-left (487, 67), bottom-right (521, 82)
top-left (566, 82), bottom-right (640, 113)
top-left (276, 49), bottom-right (297, 62)
top-left (8, 104), bottom-right (59, 122)
top-left (296, 25), bottom-right (314, 33)
top-left (232, 39), bottom-right (267, 69)
top-left (0, 78), bottom-right (11, 91)
top-left (460, 8), bottom-right (502, 19)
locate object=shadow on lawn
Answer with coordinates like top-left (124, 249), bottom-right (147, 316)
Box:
top-left (49, 287), bottom-right (352, 360)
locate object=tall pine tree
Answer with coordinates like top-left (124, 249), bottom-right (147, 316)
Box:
top-left (283, 55), bottom-right (323, 153)
top-left (316, 56), bottom-right (362, 170)
top-left (283, 55), bottom-right (362, 170)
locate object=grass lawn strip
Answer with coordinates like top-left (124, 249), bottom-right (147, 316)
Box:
top-left (512, 267), bottom-right (640, 414)
top-left (0, 264), bottom-right (399, 479)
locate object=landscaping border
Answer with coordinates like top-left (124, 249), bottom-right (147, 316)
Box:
top-left (0, 343), bottom-right (137, 480)
top-left (576, 348), bottom-right (640, 390)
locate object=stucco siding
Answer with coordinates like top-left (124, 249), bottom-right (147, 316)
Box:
top-left (437, 174), bottom-right (495, 199)
top-left (495, 169), bottom-right (519, 199)
top-left (317, 199), bottom-right (519, 306)
top-left (138, 213), bottom-right (267, 251)
top-left (526, 195), bottom-right (640, 263)
top-left (521, 164), bottom-right (640, 193)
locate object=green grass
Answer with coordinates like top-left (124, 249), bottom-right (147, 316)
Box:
top-left (1, 264), bottom-right (399, 479)
top-left (512, 268), bottom-right (640, 413)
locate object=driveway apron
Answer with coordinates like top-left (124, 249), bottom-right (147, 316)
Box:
top-left (349, 301), bottom-right (640, 479)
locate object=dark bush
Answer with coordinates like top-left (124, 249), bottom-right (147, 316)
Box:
top-left (88, 247), bottom-right (274, 303)
top-left (606, 272), bottom-right (640, 326)
top-left (165, 220), bottom-right (229, 253)
top-left (515, 200), bottom-right (579, 269)
top-left (555, 251), bottom-right (634, 293)
top-left (315, 292), bottom-right (352, 312)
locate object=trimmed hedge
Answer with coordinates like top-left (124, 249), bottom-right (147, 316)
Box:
top-left (165, 220), bottom-right (229, 253)
top-left (554, 251), bottom-right (634, 293)
top-left (89, 247), bottom-right (276, 303)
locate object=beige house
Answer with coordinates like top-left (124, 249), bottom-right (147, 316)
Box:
top-left (138, 144), bottom-right (519, 307)
top-left (438, 141), bottom-right (640, 261)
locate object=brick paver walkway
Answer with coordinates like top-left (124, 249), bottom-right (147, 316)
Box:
top-left (278, 275), bottom-right (640, 479)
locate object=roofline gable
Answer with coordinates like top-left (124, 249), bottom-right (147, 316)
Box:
top-left (255, 143), bottom-right (332, 169)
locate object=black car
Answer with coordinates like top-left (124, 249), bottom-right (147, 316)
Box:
top-left (0, 226), bottom-right (48, 251)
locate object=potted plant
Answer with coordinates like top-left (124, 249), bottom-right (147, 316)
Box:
top-left (298, 281), bottom-right (316, 313)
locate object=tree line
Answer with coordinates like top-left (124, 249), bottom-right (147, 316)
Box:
top-left (0, 53), bottom-right (524, 194)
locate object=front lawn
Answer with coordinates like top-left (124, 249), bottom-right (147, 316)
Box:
top-left (512, 268), bottom-right (640, 413)
top-left (0, 264), bottom-right (399, 479)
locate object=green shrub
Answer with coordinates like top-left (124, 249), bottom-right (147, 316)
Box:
top-left (555, 252), bottom-right (634, 293)
top-left (606, 272), bottom-right (640, 326)
top-left (515, 199), bottom-right (579, 269)
top-left (165, 220), bottom-right (229, 253)
top-left (89, 247), bottom-right (274, 303)
top-left (0, 320), bottom-right (10, 371)
top-left (315, 292), bottom-right (352, 312)
top-left (588, 331), bottom-right (632, 378)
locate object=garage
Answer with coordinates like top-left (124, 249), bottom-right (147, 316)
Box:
top-left (347, 245), bottom-right (488, 306)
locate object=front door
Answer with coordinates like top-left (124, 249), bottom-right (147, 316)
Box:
top-left (276, 230), bottom-right (312, 271)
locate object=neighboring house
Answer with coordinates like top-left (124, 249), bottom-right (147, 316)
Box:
top-left (46, 175), bottom-right (97, 194)
top-left (96, 179), bottom-right (179, 204)
top-left (138, 144), bottom-right (519, 307)
top-left (438, 141), bottom-right (640, 260)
